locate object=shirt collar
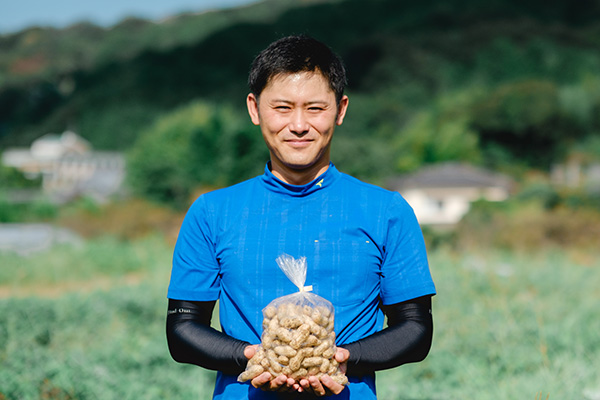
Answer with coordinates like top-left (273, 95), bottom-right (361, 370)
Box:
top-left (260, 162), bottom-right (341, 196)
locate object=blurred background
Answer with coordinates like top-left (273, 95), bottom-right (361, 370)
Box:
top-left (1, 0), bottom-right (599, 399)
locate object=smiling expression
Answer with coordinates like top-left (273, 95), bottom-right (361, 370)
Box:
top-left (247, 71), bottom-right (349, 185)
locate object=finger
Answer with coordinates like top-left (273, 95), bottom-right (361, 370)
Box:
top-left (321, 374), bottom-right (345, 395)
top-left (274, 376), bottom-right (294, 392)
top-left (244, 345), bottom-right (258, 360)
top-left (269, 374), bottom-right (287, 390)
top-left (293, 382), bottom-right (303, 392)
top-left (335, 347), bottom-right (350, 363)
top-left (250, 372), bottom-right (272, 389)
top-left (299, 378), bottom-right (311, 391)
top-left (309, 376), bottom-right (327, 396)
top-left (286, 377), bottom-right (296, 390)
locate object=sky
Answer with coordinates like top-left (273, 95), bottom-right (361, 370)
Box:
top-left (0, 0), bottom-right (259, 34)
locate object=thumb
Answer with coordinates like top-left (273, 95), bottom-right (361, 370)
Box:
top-left (244, 345), bottom-right (258, 360)
top-left (335, 347), bottom-right (350, 363)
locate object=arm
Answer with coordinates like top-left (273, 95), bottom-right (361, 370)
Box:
top-left (166, 298), bottom-right (251, 375)
top-left (297, 295), bottom-right (433, 396)
top-left (340, 194), bottom-right (435, 375)
top-left (167, 299), bottom-right (298, 393)
top-left (342, 295), bottom-right (433, 376)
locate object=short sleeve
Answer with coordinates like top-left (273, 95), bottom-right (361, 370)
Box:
top-left (167, 196), bottom-right (221, 301)
top-left (380, 193), bottom-right (436, 305)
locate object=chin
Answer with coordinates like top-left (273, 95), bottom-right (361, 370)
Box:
top-left (285, 164), bottom-right (313, 171)
top-left (286, 160), bottom-right (324, 172)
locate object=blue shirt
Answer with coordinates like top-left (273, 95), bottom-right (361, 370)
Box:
top-left (168, 163), bottom-right (436, 399)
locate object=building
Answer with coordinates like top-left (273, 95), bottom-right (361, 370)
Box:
top-left (551, 159), bottom-right (600, 192)
top-left (2, 131), bottom-right (125, 203)
top-left (386, 162), bottom-right (514, 226)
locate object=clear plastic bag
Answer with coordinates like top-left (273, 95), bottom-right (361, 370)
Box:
top-left (238, 254), bottom-right (347, 385)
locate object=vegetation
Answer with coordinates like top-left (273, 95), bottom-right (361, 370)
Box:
top-left (378, 248), bottom-right (600, 400)
top-left (2, 0), bottom-right (600, 199)
top-left (1, 2), bottom-right (600, 397)
top-left (0, 165), bottom-right (41, 188)
top-left (0, 195), bottom-right (57, 223)
top-left (0, 237), bottom-right (213, 399)
top-left (451, 184), bottom-right (600, 252)
top-left (1, 236), bottom-right (598, 399)
top-left (127, 101), bottom-right (267, 207)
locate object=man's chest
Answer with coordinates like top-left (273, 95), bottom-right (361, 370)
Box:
top-left (213, 195), bottom-right (386, 306)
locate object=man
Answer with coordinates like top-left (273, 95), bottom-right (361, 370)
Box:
top-left (166, 35), bottom-right (436, 399)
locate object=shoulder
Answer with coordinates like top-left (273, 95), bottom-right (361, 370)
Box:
top-left (338, 172), bottom-right (410, 205)
top-left (181, 176), bottom-right (262, 228)
top-left (338, 172), bottom-right (391, 194)
top-left (335, 172), bottom-right (418, 227)
top-left (192, 176), bottom-right (261, 207)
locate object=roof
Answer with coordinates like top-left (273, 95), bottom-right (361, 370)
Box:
top-left (34, 133), bottom-right (62, 142)
top-left (386, 162), bottom-right (514, 191)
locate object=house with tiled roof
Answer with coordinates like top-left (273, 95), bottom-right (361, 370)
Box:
top-left (386, 162), bottom-right (514, 226)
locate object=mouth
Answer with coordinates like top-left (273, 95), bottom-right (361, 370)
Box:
top-left (284, 139), bottom-right (313, 148)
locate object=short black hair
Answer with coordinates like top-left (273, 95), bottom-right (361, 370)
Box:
top-left (248, 35), bottom-right (347, 104)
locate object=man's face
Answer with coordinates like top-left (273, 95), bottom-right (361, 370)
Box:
top-left (247, 71), bottom-right (348, 181)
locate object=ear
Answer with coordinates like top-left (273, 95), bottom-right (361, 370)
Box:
top-left (246, 93), bottom-right (261, 126)
top-left (335, 95), bottom-right (349, 126)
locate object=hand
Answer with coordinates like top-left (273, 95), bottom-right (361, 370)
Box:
top-left (244, 345), bottom-right (296, 392)
top-left (298, 347), bottom-right (349, 396)
top-left (334, 346), bottom-right (349, 375)
top-left (251, 372), bottom-right (296, 392)
top-left (243, 344), bottom-right (259, 360)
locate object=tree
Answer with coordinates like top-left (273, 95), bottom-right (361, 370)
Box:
top-left (127, 101), bottom-right (267, 208)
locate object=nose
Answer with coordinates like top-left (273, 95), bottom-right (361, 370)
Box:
top-left (289, 110), bottom-right (309, 136)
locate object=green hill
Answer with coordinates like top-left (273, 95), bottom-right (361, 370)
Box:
top-left (1, 0), bottom-right (600, 182)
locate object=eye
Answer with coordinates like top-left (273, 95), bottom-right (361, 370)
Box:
top-left (308, 106), bottom-right (324, 112)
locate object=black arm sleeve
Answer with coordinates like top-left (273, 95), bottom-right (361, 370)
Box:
top-left (342, 295), bottom-right (433, 376)
top-left (166, 299), bottom-right (251, 375)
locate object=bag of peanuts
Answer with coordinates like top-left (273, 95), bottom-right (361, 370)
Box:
top-left (238, 254), bottom-right (348, 386)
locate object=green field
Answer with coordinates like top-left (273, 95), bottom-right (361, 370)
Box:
top-left (1, 236), bottom-right (598, 399)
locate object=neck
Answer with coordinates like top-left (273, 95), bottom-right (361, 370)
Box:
top-left (270, 159), bottom-right (330, 185)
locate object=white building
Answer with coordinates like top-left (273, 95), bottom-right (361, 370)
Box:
top-left (2, 131), bottom-right (125, 203)
top-left (387, 162), bottom-right (514, 226)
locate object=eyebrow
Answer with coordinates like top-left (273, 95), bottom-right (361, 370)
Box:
top-left (270, 99), bottom-right (330, 106)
